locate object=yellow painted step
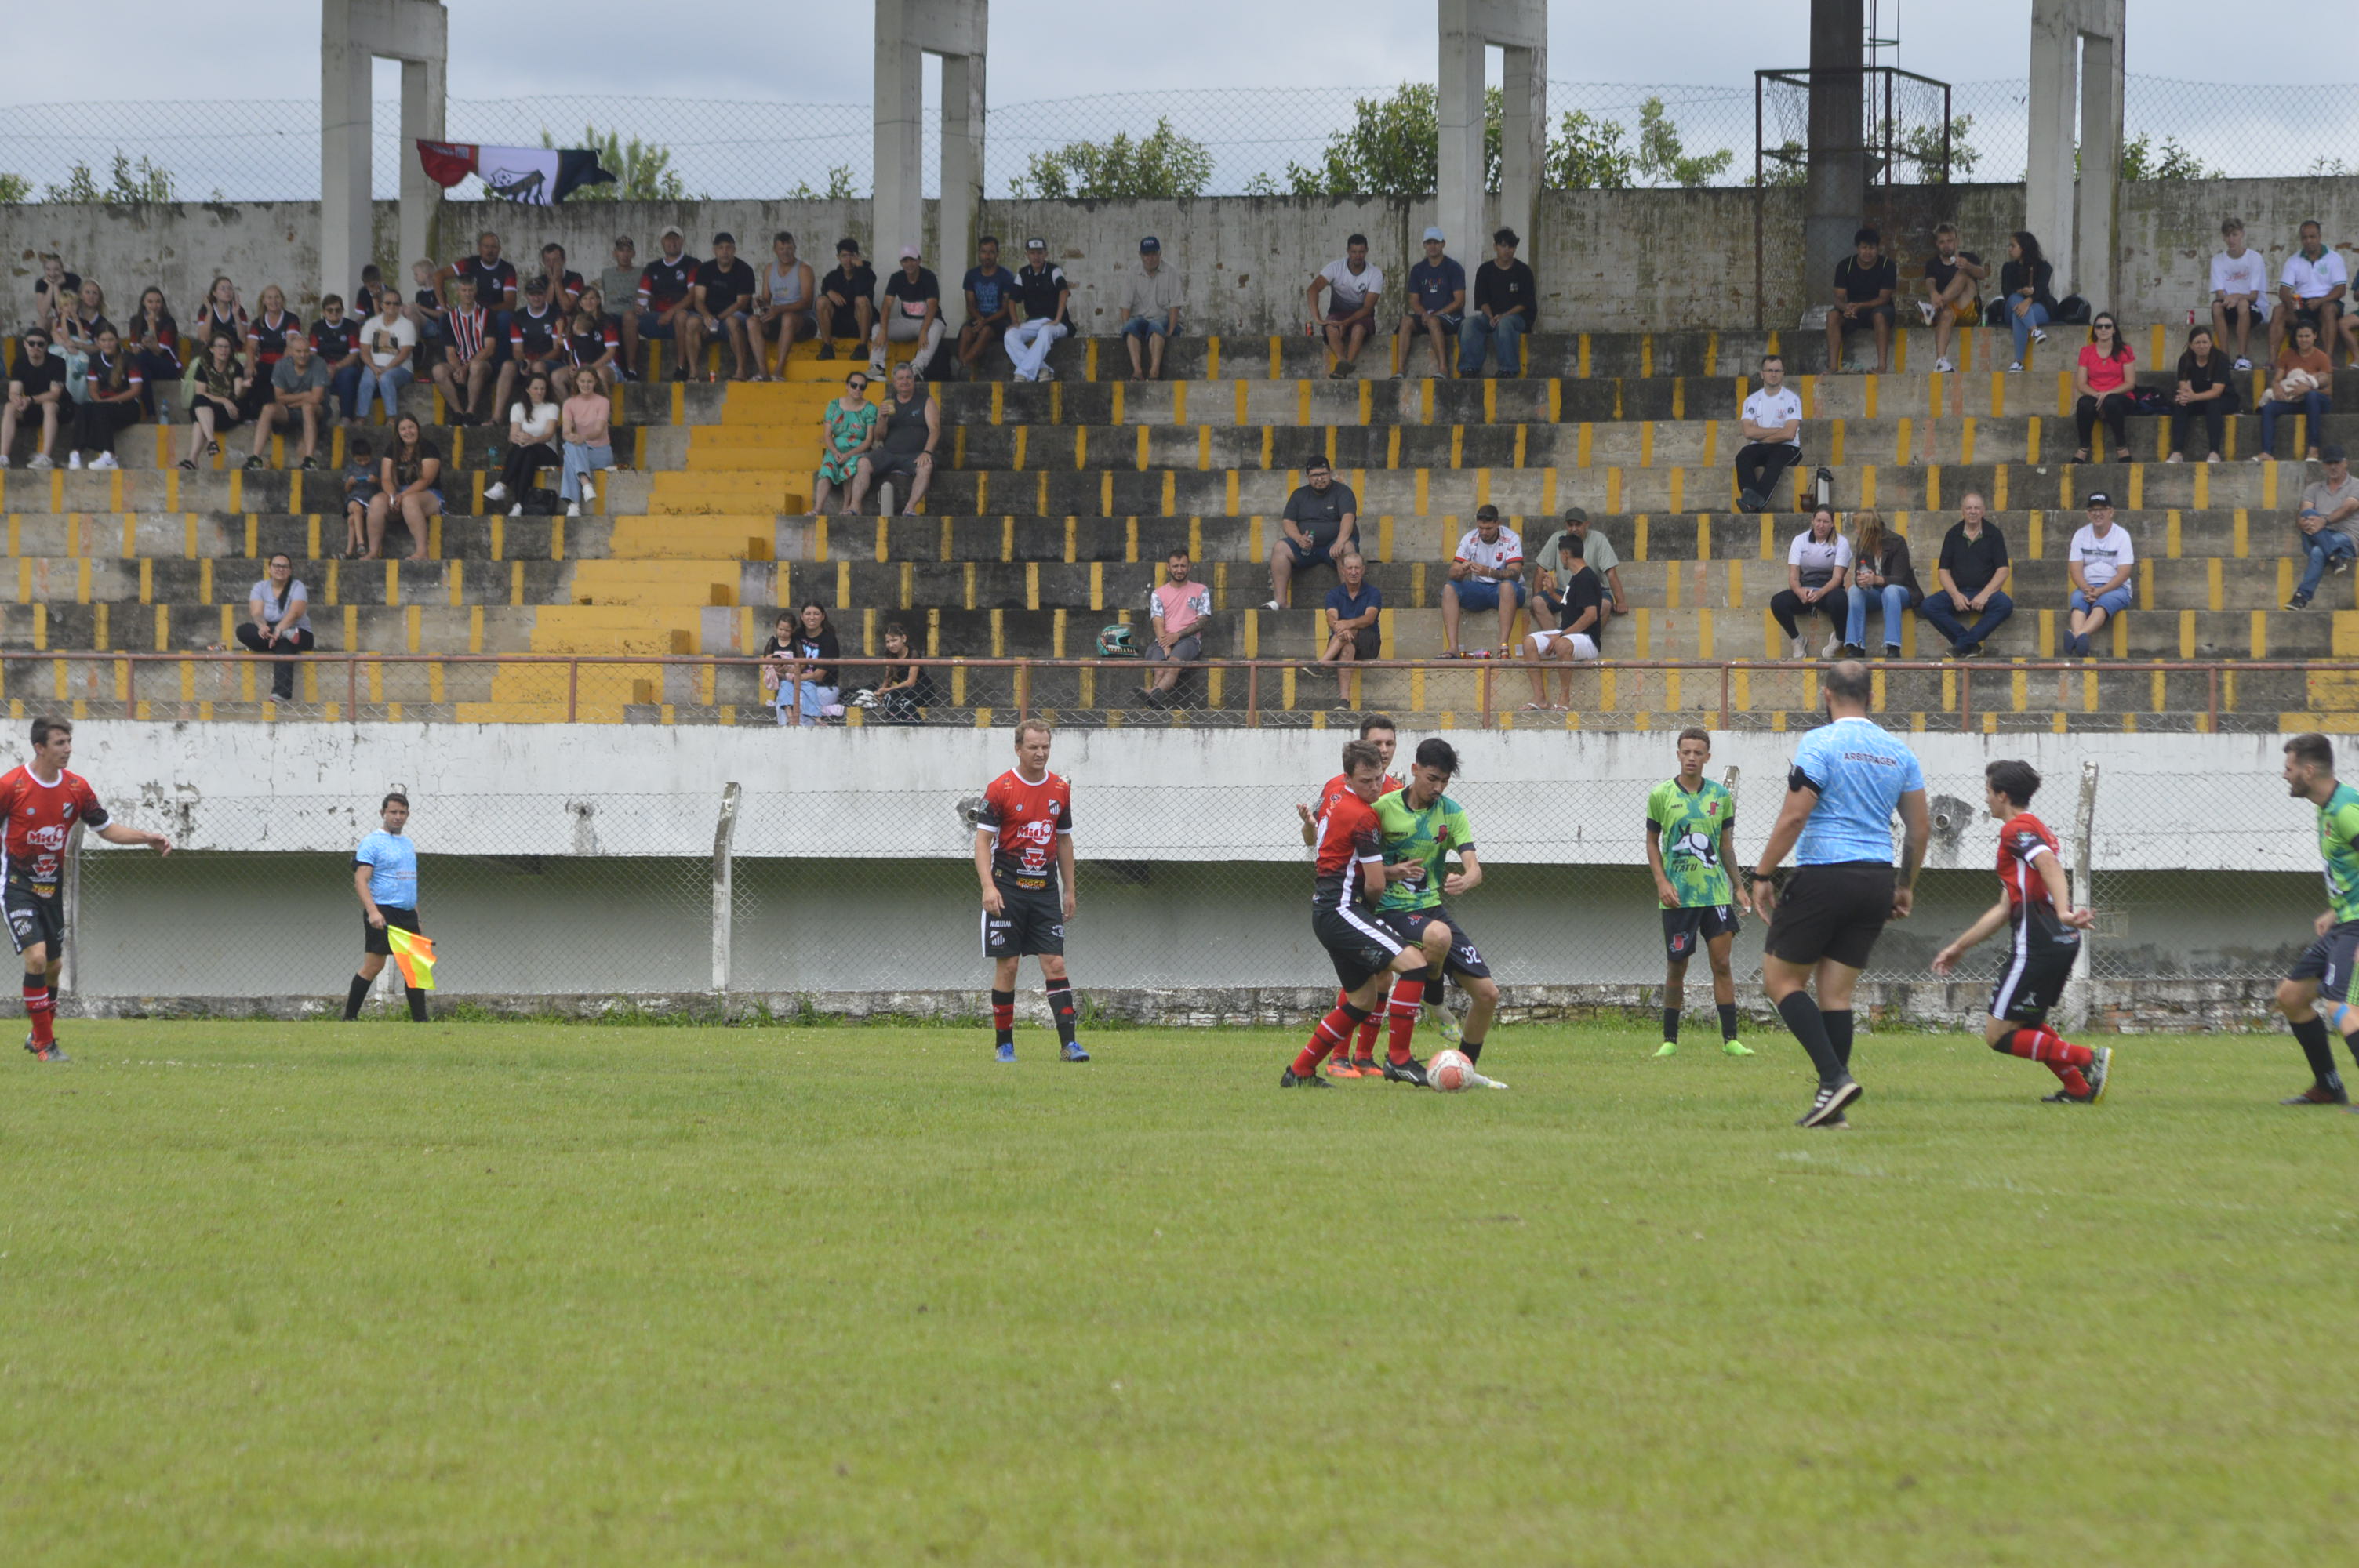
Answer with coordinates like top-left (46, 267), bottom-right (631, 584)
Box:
top-left (523, 607), bottom-right (700, 654)
top-left (606, 516), bottom-right (775, 561)
top-left (569, 560), bottom-right (739, 608)
top-left (648, 471), bottom-right (805, 515)
top-left (688, 426), bottom-right (826, 470)
top-left (722, 381), bottom-right (871, 423)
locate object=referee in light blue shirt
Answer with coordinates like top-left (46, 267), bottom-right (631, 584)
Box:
top-left (346, 791), bottom-right (428, 1023)
top-left (1747, 661), bottom-right (1931, 1127)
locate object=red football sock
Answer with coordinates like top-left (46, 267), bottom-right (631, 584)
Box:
top-left (24, 979), bottom-right (53, 1047)
top-left (1350, 1013), bottom-right (1382, 1064)
top-left (1385, 976), bottom-right (1424, 1065)
top-left (2005, 1025), bottom-right (2093, 1069)
top-left (1293, 1003), bottom-right (1367, 1076)
top-left (2055, 1065), bottom-right (2092, 1097)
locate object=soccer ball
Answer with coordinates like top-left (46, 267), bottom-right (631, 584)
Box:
top-left (1429, 1049), bottom-right (1474, 1092)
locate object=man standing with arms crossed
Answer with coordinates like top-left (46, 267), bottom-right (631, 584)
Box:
top-left (976, 720), bottom-right (1088, 1064)
top-left (1747, 662), bottom-right (1932, 1126)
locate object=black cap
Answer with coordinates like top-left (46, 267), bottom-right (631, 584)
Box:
top-left (1140, 236), bottom-right (1161, 252)
top-left (2324, 443), bottom-right (2348, 463)
top-left (712, 231), bottom-right (736, 246)
top-left (2085, 491), bottom-right (2112, 506)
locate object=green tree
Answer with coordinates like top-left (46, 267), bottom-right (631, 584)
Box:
top-left (1009, 118), bottom-right (1215, 200)
top-left (42, 151), bottom-right (175, 205)
top-left (540, 125), bottom-right (686, 201)
top-left (0, 172), bottom-right (30, 203)
top-left (2118, 133), bottom-right (2220, 180)
top-left (786, 165), bottom-right (861, 201)
top-left (1635, 97), bottom-right (1732, 187)
top-left (1285, 83), bottom-right (1503, 198)
top-left (1545, 109), bottom-right (1636, 190)
top-left (1894, 114), bottom-right (1980, 183)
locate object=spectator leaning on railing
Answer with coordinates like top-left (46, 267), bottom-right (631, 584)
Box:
top-left (1143, 547), bottom-right (1213, 710)
top-left (2286, 445), bottom-right (2358, 612)
top-left (2256, 319), bottom-right (2332, 463)
top-left (2071, 312), bottom-right (2136, 465)
top-left (1920, 491), bottom-right (2014, 658)
top-left (1005, 238), bottom-right (1071, 384)
top-left (1459, 227), bottom-right (1534, 377)
top-left (2273, 220), bottom-right (2348, 366)
top-left (2, 330), bottom-right (67, 470)
top-left (1770, 503), bottom-right (1853, 660)
top-left (2209, 218), bottom-right (2267, 371)
top-left (1308, 233), bottom-right (1383, 381)
top-left (2168, 323), bottom-right (2237, 463)
top-left (812, 369), bottom-right (878, 515)
top-left (1119, 236), bottom-right (1183, 383)
top-left (2063, 491), bottom-right (2135, 658)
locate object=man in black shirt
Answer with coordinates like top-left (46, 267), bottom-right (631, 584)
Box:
top-left (1459, 227), bottom-right (1536, 377)
top-left (1918, 490), bottom-right (2016, 656)
top-left (1263, 456), bottom-right (1361, 610)
top-left (309, 294), bottom-right (366, 424)
top-left (692, 232), bottom-right (759, 382)
top-left (816, 238), bottom-right (878, 361)
top-left (627, 225), bottom-right (703, 382)
top-left (1007, 238), bottom-right (1071, 383)
top-left (1825, 225), bottom-right (1897, 374)
top-left (871, 247), bottom-right (945, 379)
top-left (497, 276), bottom-right (569, 412)
top-left (440, 230), bottom-right (519, 350)
top-left (2, 332), bottom-right (68, 468)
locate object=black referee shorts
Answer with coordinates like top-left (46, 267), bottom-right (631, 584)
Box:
top-left (364, 904), bottom-right (423, 956)
top-left (1765, 862), bottom-right (1895, 970)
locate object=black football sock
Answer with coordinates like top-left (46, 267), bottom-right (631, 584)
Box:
top-left (1662, 1007), bottom-right (1681, 1044)
top-left (1718, 1001), bottom-right (1741, 1040)
top-left (1423, 973), bottom-right (1445, 1007)
top-left (1046, 981), bottom-right (1078, 1047)
top-left (990, 989), bottom-right (1016, 1047)
top-left (344, 974), bottom-right (372, 1021)
top-left (1776, 991), bottom-right (1847, 1087)
top-left (406, 985), bottom-right (428, 1022)
top-left (2290, 1015), bottom-right (2341, 1087)
top-left (1459, 1037), bottom-right (1482, 1065)
top-left (1823, 1010), bottom-right (1856, 1071)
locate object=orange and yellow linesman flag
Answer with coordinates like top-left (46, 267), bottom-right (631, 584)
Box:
top-left (386, 927), bottom-right (438, 991)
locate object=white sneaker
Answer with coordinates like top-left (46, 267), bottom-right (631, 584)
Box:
top-left (2031, 328), bottom-right (2048, 344)
top-left (91, 451), bottom-right (118, 470)
top-left (1934, 356), bottom-right (1954, 372)
top-left (67, 452), bottom-right (82, 470)
top-left (580, 478), bottom-right (594, 502)
top-left (1260, 599), bottom-right (1281, 612)
top-left (565, 501), bottom-right (581, 517)
top-left (1917, 300), bottom-right (1936, 325)
top-left (1821, 633), bottom-right (1843, 658)
top-left (1036, 368), bottom-right (1056, 382)
top-left (2006, 361), bottom-right (2024, 373)
top-left (483, 481), bottom-right (508, 503)
top-left (1790, 637), bottom-right (1808, 660)
top-left (507, 502), bottom-right (524, 517)
top-left (27, 452), bottom-right (52, 469)
top-left (2234, 356), bottom-right (2252, 372)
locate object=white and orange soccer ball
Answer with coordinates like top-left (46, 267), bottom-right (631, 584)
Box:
top-left (1428, 1049), bottom-right (1474, 1092)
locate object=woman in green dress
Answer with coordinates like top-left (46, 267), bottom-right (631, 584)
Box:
top-left (812, 370), bottom-right (878, 514)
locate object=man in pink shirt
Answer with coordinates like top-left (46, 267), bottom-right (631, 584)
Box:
top-left (1143, 548), bottom-right (1213, 709)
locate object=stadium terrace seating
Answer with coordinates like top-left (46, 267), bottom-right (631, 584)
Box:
top-left (1, 324), bottom-right (2353, 731)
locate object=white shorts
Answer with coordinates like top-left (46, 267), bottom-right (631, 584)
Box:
top-left (1528, 629), bottom-right (1598, 659)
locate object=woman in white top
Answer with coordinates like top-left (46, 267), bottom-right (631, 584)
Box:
top-left (234, 551), bottom-right (314, 700)
top-left (1770, 503), bottom-right (1855, 659)
top-left (2063, 493), bottom-right (2135, 658)
top-left (753, 233), bottom-right (816, 381)
top-left (485, 372), bottom-right (560, 514)
top-left (355, 292), bottom-right (417, 427)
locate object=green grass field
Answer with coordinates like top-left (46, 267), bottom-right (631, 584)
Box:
top-left (5, 1018), bottom-right (2357, 1566)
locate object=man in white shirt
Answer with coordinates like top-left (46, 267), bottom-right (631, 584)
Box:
top-left (2210, 217), bottom-right (2270, 370)
top-left (1440, 505), bottom-right (1526, 657)
top-left (2274, 220), bottom-right (2350, 365)
top-left (2063, 491), bottom-right (2135, 658)
top-left (1735, 355), bottom-right (1805, 513)
top-left (1308, 234), bottom-right (1384, 381)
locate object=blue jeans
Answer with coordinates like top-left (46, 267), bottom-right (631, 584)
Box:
top-left (2259, 391), bottom-right (2330, 456)
top-left (2070, 584), bottom-right (2133, 618)
top-left (1457, 311), bottom-right (1526, 376)
top-left (1845, 583), bottom-right (1918, 649)
top-left (355, 363), bottom-right (411, 424)
top-left (1121, 313), bottom-right (1174, 342)
top-left (1919, 589), bottom-right (2014, 652)
top-left (328, 361), bottom-right (365, 421)
top-left (2007, 300), bottom-right (2048, 360)
top-left (2296, 526), bottom-right (2358, 598)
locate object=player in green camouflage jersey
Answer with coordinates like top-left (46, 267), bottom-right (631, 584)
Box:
top-left (1369, 739), bottom-right (1504, 1087)
top-left (2274, 732), bottom-right (2359, 1109)
top-left (1644, 728), bottom-right (1751, 1058)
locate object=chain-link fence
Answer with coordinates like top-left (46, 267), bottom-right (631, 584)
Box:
top-left (62, 765), bottom-right (2326, 1017)
top-left (6, 77), bottom-right (2349, 203)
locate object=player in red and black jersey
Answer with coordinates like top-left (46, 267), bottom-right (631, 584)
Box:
top-left (974, 720), bottom-right (1086, 1062)
top-left (1296, 713), bottom-right (1408, 1075)
top-left (497, 277), bottom-right (569, 415)
top-left (1283, 738), bottom-right (1452, 1087)
top-left (1, 717), bottom-right (172, 1061)
top-left (1932, 760), bottom-right (2109, 1102)
top-left (440, 231), bottom-right (520, 317)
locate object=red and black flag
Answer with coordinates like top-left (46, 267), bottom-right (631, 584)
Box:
top-left (414, 142), bottom-right (616, 205)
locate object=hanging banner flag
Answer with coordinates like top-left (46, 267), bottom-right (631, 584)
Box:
top-left (385, 925), bottom-right (438, 991)
top-left (414, 141), bottom-right (616, 205)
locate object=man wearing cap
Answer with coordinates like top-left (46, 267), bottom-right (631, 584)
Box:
top-left (1533, 508), bottom-right (1629, 647)
top-left (2063, 492), bottom-right (2135, 657)
top-left (1006, 238), bottom-right (1071, 384)
top-left (1309, 234), bottom-right (1385, 380)
top-left (692, 233), bottom-right (759, 382)
top-left (1460, 228), bottom-right (1536, 377)
top-left (954, 236), bottom-right (1017, 383)
top-left (1392, 227), bottom-right (1465, 380)
top-left (871, 246), bottom-right (945, 379)
top-left (631, 226), bottom-right (703, 382)
top-left (2288, 445), bottom-right (2359, 611)
top-left (1120, 238), bottom-right (1184, 382)
top-left (816, 239), bottom-right (878, 362)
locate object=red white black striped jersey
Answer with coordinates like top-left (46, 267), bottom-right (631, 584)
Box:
top-left (1312, 787), bottom-right (1386, 908)
top-left (85, 353), bottom-right (143, 399)
top-left (445, 304), bottom-right (490, 360)
top-left (0, 765), bottom-right (108, 895)
top-left (1997, 811), bottom-right (2066, 938)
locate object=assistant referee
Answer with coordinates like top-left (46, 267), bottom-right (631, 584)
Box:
top-left (1747, 661), bottom-right (1931, 1127)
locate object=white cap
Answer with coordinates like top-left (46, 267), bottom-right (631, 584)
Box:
top-left (1422, 226), bottom-right (1446, 243)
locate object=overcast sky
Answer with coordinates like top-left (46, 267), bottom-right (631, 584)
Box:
top-left (13, 0), bottom-right (2354, 105)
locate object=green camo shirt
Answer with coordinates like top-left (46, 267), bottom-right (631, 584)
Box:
top-left (2318, 782), bottom-right (2359, 924)
top-left (1373, 789), bottom-right (1472, 913)
top-left (1647, 777), bottom-right (1736, 909)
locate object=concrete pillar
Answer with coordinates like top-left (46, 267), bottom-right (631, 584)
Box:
top-left (873, 0), bottom-right (989, 331)
top-left (320, 2), bottom-right (447, 307)
top-left (2026, 0), bottom-right (2125, 303)
top-left (1438, 0), bottom-right (1547, 268)
top-left (1802, 0), bottom-right (1866, 318)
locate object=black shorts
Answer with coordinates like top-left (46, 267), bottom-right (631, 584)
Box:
top-left (1313, 902), bottom-right (1405, 992)
top-left (1987, 924), bottom-right (2081, 1025)
top-left (1835, 303), bottom-right (1897, 335)
top-left (1378, 904), bottom-right (1491, 981)
top-left (1663, 903), bottom-right (1739, 963)
top-left (983, 884), bottom-right (1064, 959)
top-left (4, 880), bottom-right (65, 956)
top-left (1765, 862), bottom-right (1894, 969)
top-left (364, 904), bottom-right (422, 956)
top-left (2288, 919), bottom-right (2359, 1004)
top-left (1285, 538), bottom-right (1336, 572)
